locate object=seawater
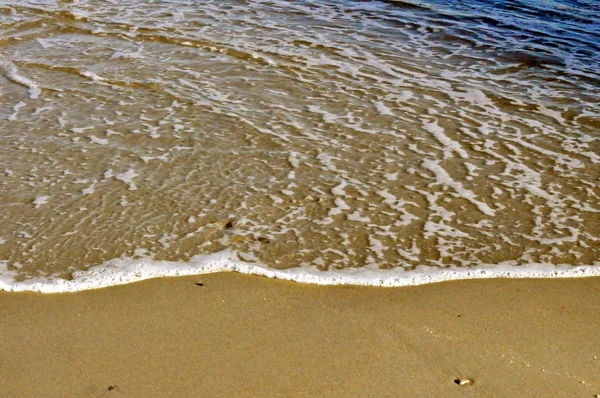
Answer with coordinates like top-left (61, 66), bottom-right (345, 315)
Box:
top-left (0, 0), bottom-right (598, 292)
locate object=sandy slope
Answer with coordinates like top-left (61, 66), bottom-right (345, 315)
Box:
top-left (1, 273), bottom-right (599, 397)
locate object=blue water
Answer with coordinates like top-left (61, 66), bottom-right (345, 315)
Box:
top-left (342, 0), bottom-right (600, 91)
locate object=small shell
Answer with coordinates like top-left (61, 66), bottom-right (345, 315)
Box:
top-left (454, 378), bottom-right (473, 386)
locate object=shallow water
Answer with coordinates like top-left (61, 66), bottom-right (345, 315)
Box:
top-left (0, 0), bottom-right (598, 289)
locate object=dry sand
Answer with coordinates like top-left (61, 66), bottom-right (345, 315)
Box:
top-left (1, 274), bottom-right (599, 397)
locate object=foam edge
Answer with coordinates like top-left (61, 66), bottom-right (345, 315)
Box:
top-left (1, 250), bottom-right (599, 293)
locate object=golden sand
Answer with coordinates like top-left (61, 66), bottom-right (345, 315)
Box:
top-left (1, 274), bottom-right (599, 397)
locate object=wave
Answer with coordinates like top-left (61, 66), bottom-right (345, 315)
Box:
top-left (1, 250), bottom-right (598, 293)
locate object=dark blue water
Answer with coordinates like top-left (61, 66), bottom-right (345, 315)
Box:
top-left (351, 0), bottom-right (600, 87)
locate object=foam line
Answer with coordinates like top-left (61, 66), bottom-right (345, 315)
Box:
top-left (0, 250), bottom-right (598, 293)
top-left (2, 62), bottom-right (41, 99)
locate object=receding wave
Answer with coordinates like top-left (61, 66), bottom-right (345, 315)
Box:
top-left (1, 250), bottom-right (599, 293)
top-left (0, 0), bottom-right (598, 292)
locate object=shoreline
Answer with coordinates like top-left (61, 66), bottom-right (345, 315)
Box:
top-left (2, 250), bottom-right (600, 293)
top-left (1, 273), bottom-right (599, 396)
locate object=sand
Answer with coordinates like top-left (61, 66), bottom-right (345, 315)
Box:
top-left (1, 274), bottom-right (599, 397)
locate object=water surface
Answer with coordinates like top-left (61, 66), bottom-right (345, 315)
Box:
top-left (0, 0), bottom-right (598, 288)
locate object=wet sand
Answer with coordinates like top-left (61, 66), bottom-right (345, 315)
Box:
top-left (1, 274), bottom-right (599, 397)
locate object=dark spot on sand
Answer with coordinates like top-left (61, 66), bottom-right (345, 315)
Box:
top-left (195, 282), bottom-right (204, 286)
top-left (454, 379), bottom-right (461, 385)
top-left (224, 220), bottom-right (234, 229)
top-left (257, 237), bottom-right (270, 244)
top-left (108, 385), bottom-right (117, 391)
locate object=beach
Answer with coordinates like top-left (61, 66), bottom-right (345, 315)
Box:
top-left (1, 1), bottom-right (599, 396)
top-left (2, 274), bottom-right (599, 397)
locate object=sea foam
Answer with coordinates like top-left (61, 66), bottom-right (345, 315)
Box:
top-left (0, 250), bottom-right (598, 293)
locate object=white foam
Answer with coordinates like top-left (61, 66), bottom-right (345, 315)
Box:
top-left (8, 101), bottom-right (26, 121)
top-left (80, 70), bottom-right (106, 82)
top-left (288, 152), bottom-right (300, 168)
top-left (373, 100), bottom-right (394, 115)
top-left (423, 119), bottom-right (469, 159)
top-left (347, 210), bottom-right (371, 223)
top-left (329, 197), bottom-right (350, 216)
top-left (115, 169), bottom-right (138, 190)
top-left (140, 153), bottom-right (169, 163)
top-left (269, 194), bottom-right (284, 204)
top-left (0, 250), bottom-right (598, 293)
top-left (32, 195), bottom-right (50, 208)
top-left (36, 38), bottom-right (51, 49)
top-left (81, 181), bottom-right (97, 195)
top-left (89, 135), bottom-right (109, 145)
top-left (454, 88), bottom-right (492, 107)
top-left (422, 159), bottom-right (495, 216)
top-left (538, 105), bottom-right (565, 123)
top-left (2, 62), bottom-right (41, 99)
top-left (331, 181), bottom-right (348, 196)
